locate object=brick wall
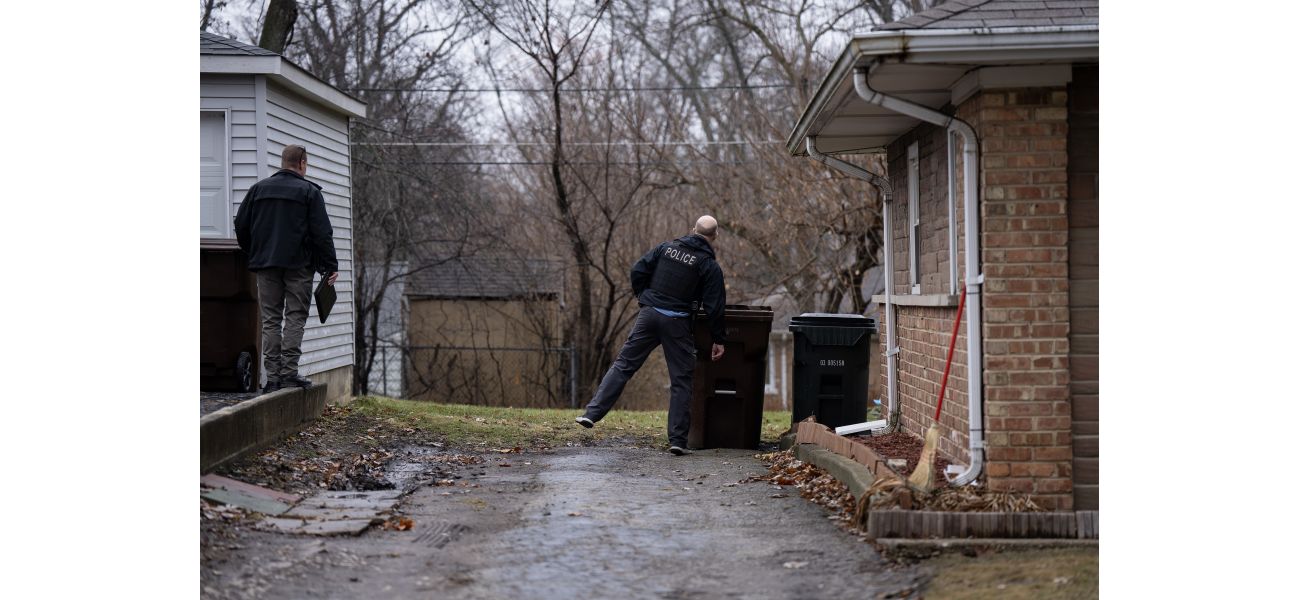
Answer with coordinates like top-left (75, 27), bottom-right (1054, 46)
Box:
top-left (884, 122), bottom-right (971, 465)
top-left (971, 87), bottom-right (1075, 511)
top-left (879, 84), bottom-right (1078, 510)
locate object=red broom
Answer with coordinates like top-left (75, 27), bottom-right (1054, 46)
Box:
top-left (908, 285), bottom-right (967, 491)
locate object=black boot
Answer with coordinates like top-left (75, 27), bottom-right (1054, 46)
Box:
top-left (282, 374), bottom-right (313, 388)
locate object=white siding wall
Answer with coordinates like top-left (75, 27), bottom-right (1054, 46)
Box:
top-left (266, 81), bottom-right (355, 376)
top-left (199, 74), bottom-right (260, 238)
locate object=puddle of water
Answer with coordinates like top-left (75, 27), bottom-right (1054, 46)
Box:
top-left (383, 445), bottom-right (482, 491)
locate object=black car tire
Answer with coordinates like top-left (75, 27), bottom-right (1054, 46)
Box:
top-left (236, 351), bottom-right (255, 393)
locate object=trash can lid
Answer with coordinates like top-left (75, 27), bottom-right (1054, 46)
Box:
top-left (693, 304), bottom-right (774, 322)
top-left (789, 313), bottom-right (876, 328)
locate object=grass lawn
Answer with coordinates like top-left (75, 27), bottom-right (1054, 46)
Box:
top-left (921, 547), bottom-right (1099, 599)
top-left (353, 396), bottom-right (792, 449)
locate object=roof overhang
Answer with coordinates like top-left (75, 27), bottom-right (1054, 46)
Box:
top-left (201, 55), bottom-right (367, 119)
top-left (786, 25), bottom-right (1098, 156)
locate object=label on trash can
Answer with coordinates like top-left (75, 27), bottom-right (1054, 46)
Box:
top-left (820, 359), bottom-right (845, 367)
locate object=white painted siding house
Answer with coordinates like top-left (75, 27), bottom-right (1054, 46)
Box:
top-left (200, 32), bottom-right (365, 403)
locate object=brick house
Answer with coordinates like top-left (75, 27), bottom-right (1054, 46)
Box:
top-left (786, 0), bottom-right (1098, 510)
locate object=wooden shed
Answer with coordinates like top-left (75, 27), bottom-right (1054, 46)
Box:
top-left (199, 31), bottom-right (365, 404)
top-left (404, 256), bottom-right (566, 407)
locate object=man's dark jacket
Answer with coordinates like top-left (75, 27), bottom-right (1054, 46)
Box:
top-left (630, 234), bottom-right (727, 344)
top-left (233, 169), bottom-right (338, 274)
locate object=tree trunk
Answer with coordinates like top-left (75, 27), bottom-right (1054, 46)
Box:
top-left (547, 83), bottom-right (602, 399)
top-left (258, 0), bottom-right (299, 54)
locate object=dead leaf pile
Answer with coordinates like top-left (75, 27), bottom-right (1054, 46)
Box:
top-left (920, 487), bottom-right (1045, 513)
top-left (215, 405), bottom-right (443, 494)
top-left (748, 451), bottom-right (857, 525)
top-left (416, 453), bottom-right (484, 466)
top-left (200, 498), bottom-right (249, 523)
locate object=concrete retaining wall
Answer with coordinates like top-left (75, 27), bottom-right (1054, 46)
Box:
top-left (200, 384), bottom-right (328, 473)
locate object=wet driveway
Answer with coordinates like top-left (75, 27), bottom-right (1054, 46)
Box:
top-left (201, 447), bottom-right (919, 599)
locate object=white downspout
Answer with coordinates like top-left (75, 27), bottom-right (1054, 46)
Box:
top-left (805, 137), bottom-right (900, 433)
top-left (852, 66), bottom-right (985, 486)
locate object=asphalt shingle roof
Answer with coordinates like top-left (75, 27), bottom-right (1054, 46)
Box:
top-left (405, 256), bottom-right (563, 299)
top-left (877, 0), bottom-right (1097, 31)
top-left (200, 31), bottom-right (279, 56)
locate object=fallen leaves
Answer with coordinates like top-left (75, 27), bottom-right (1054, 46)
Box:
top-left (747, 451), bottom-right (856, 525)
top-left (381, 516), bottom-right (415, 531)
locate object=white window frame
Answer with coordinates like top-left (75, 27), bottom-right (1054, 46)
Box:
top-left (199, 108), bottom-right (233, 239)
top-left (907, 142), bottom-right (921, 294)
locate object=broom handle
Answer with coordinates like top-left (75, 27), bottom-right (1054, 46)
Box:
top-left (934, 285), bottom-right (968, 421)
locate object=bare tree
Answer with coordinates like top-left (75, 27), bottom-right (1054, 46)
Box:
top-left (258, 0), bottom-right (299, 53)
top-left (463, 0), bottom-right (619, 397)
top-left (199, 0), bottom-right (229, 30)
top-left (284, 0), bottom-right (487, 395)
top-left (608, 0), bottom-right (931, 314)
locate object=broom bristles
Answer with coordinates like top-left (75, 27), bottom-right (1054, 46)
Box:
top-left (909, 424), bottom-right (940, 491)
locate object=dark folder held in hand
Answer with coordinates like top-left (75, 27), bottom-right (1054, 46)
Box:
top-left (314, 277), bottom-right (337, 323)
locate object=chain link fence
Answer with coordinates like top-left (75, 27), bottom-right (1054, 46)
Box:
top-left (374, 344), bottom-right (577, 408)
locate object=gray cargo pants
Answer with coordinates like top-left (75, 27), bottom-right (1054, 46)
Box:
top-left (256, 266), bottom-right (315, 382)
top-left (583, 306), bottom-right (697, 447)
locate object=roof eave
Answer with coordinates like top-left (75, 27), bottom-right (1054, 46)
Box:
top-left (785, 25), bottom-right (1099, 155)
top-left (201, 55), bottom-right (367, 119)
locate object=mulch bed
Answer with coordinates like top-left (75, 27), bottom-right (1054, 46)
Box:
top-left (847, 431), bottom-right (952, 490)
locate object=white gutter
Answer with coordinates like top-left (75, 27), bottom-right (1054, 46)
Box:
top-left (786, 25), bottom-right (1098, 155)
top-left (805, 137), bottom-right (900, 433)
top-left (852, 65), bottom-right (985, 486)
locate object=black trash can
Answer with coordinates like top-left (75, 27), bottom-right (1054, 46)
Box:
top-left (789, 313), bottom-right (876, 429)
top-left (688, 305), bottom-right (773, 450)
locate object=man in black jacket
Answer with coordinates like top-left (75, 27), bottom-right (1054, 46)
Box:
top-left (575, 216), bottom-right (727, 455)
top-left (234, 145), bottom-right (338, 393)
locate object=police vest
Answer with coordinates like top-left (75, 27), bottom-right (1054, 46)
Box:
top-left (648, 241), bottom-right (706, 302)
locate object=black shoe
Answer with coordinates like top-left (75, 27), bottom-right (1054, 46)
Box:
top-left (261, 380), bottom-right (281, 394)
top-left (575, 416), bottom-right (594, 429)
top-left (669, 446), bottom-right (689, 456)
top-left (282, 374), bottom-right (313, 388)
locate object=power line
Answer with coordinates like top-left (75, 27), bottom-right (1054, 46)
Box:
top-left (345, 83), bottom-right (793, 93)
top-left (356, 140), bottom-right (783, 147)
top-left (375, 160), bottom-right (769, 166)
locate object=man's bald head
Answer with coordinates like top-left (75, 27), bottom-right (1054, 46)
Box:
top-left (693, 215), bottom-right (718, 240)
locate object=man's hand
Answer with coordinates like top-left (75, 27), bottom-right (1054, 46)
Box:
top-left (326, 272), bottom-right (339, 286)
top-left (711, 343), bottom-right (725, 362)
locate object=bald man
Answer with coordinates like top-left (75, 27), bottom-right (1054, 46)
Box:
top-left (576, 216), bottom-right (727, 455)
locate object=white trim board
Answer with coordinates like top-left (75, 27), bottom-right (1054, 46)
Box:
top-left (201, 55), bottom-right (366, 119)
top-left (870, 293), bottom-right (960, 307)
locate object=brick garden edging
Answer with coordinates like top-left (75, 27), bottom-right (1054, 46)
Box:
top-left (199, 384), bottom-right (329, 473)
top-left (790, 419), bottom-right (1099, 539)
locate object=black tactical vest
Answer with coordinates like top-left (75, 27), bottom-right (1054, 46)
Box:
top-left (648, 241), bottom-right (705, 302)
